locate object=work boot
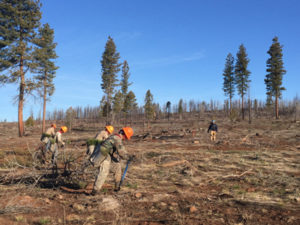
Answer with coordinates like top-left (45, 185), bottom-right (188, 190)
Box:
top-left (90, 189), bottom-right (98, 196)
top-left (114, 182), bottom-right (121, 192)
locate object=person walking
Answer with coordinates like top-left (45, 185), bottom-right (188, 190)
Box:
top-left (207, 120), bottom-right (218, 141)
top-left (89, 127), bottom-right (134, 195)
top-left (50, 126), bottom-right (68, 170)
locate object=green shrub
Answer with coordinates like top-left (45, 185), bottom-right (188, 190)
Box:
top-left (25, 116), bottom-right (34, 127)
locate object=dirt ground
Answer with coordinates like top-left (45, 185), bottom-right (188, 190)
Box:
top-left (0, 118), bottom-right (299, 225)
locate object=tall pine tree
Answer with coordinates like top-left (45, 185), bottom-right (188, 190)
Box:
top-left (32, 23), bottom-right (58, 132)
top-left (0, 0), bottom-right (41, 137)
top-left (144, 90), bottom-right (154, 120)
top-left (235, 44), bottom-right (251, 120)
top-left (100, 36), bottom-right (121, 123)
top-left (265, 36), bottom-right (286, 119)
top-left (222, 53), bottom-right (235, 114)
top-left (120, 60), bottom-right (134, 116)
top-left (120, 60), bottom-right (132, 101)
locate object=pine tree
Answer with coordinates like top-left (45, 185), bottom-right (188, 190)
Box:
top-left (222, 53), bottom-right (235, 114)
top-left (123, 91), bottom-right (137, 116)
top-left (0, 0), bottom-right (41, 137)
top-left (120, 60), bottom-right (132, 101)
top-left (265, 36), bottom-right (286, 119)
top-left (113, 90), bottom-right (123, 115)
top-left (144, 90), bottom-right (154, 120)
top-left (32, 23), bottom-right (58, 133)
top-left (100, 36), bottom-right (121, 122)
top-left (235, 44), bottom-right (251, 120)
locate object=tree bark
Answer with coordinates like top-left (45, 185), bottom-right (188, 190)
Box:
top-left (18, 56), bottom-right (25, 137)
top-left (248, 98), bottom-right (252, 124)
top-left (230, 97), bottom-right (232, 116)
top-left (275, 95), bottom-right (279, 119)
top-left (42, 75), bottom-right (47, 133)
top-left (241, 95), bottom-right (245, 120)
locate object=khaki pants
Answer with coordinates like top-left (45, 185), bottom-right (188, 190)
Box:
top-left (93, 156), bottom-right (122, 191)
top-left (50, 144), bottom-right (59, 166)
top-left (210, 131), bottom-right (217, 141)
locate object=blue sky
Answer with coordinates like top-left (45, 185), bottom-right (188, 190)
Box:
top-left (1, 0), bottom-right (299, 121)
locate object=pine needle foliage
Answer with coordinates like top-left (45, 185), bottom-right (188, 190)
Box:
top-left (265, 36), bottom-right (286, 119)
top-left (32, 23), bottom-right (58, 132)
top-left (0, 0), bottom-right (42, 137)
top-left (144, 90), bottom-right (154, 120)
top-left (113, 90), bottom-right (123, 114)
top-left (120, 60), bottom-right (132, 100)
top-left (100, 36), bottom-right (121, 120)
top-left (235, 44), bottom-right (251, 120)
top-left (222, 53), bottom-right (235, 113)
top-left (123, 91), bottom-right (137, 115)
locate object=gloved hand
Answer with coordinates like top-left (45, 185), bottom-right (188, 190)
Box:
top-left (129, 154), bottom-right (135, 161)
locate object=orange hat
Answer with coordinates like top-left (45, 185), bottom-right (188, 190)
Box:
top-left (61, 126), bottom-right (68, 133)
top-left (51, 124), bottom-right (57, 129)
top-left (105, 125), bottom-right (114, 134)
top-left (122, 127), bottom-right (133, 140)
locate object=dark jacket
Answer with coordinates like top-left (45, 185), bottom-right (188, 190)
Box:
top-left (208, 123), bottom-right (218, 132)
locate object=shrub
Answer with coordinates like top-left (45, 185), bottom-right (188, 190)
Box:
top-left (25, 116), bottom-right (34, 127)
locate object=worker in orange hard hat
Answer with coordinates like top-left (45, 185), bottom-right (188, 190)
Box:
top-left (50, 126), bottom-right (68, 171)
top-left (86, 125), bottom-right (114, 156)
top-left (40, 123), bottom-right (57, 156)
top-left (88, 127), bottom-right (134, 195)
top-left (95, 125), bottom-right (114, 141)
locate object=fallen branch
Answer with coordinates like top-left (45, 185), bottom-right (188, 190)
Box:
top-left (220, 169), bottom-right (254, 179)
top-left (205, 169), bottom-right (254, 184)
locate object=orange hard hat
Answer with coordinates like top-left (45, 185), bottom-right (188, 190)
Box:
top-left (105, 125), bottom-right (114, 134)
top-left (122, 127), bottom-right (133, 140)
top-left (61, 126), bottom-right (68, 133)
top-left (51, 124), bottom-right (57, 129)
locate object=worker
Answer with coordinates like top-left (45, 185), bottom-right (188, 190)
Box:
top-left (86, 125), bottom-right (114, 156)
top-left (50, 126), bottom-right (68, 169)
top-left (207, 120), bottom-right (218, 141)
top-left (89, 127), bottom-right (134, 195)
top-left (40, 124), bottom-right (56, 154)
top-left (95, 125), bottom-right (114, 141)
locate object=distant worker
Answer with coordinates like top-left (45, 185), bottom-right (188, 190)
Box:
top-left (207, 120), bottom-right (218, 141)
top-left (40, 124), bottom-right (56, 154)
top-left (89, 127), bottom-right (134, 195)
top-left (50, 126), bottom-right (68, 169)
top-left (86, 125), bottom-right (114, 155)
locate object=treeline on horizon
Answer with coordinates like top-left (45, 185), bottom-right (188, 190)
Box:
top-left (19, 96), bottom-right (300, 124)
top-left (0, 0), bottom-right (296, 136)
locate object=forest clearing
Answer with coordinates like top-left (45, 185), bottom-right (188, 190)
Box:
top-left (1, 0), bottom-right (300, 224)
top-left (0, 117), bottom-right (299, 224)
